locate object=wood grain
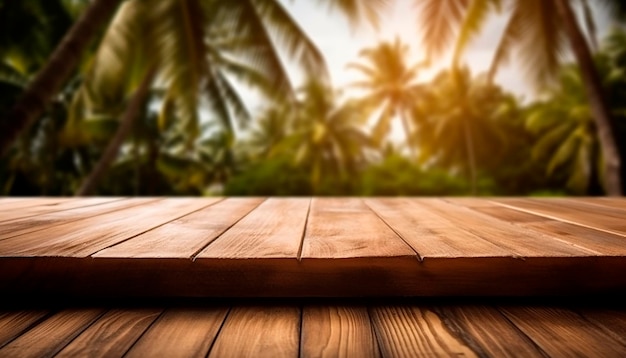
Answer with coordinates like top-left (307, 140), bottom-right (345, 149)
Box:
top-left (577, 308), bottom-right (626, 346)
top-left (0, 198), bottom-right (74, 213)
top-left (301, 305), bottom-right (379, 358)
top-left (55, 308), bottom-right (161, 357)
top-left (0, 309), bottom-right (103, 358)
top-left (197, 197), bottom-right (307, 259)
top-left (468, 205), bottom-right (626, 256)
top-left (501, 307), bottom-right (626, 357)
top-left (208, 306), bottom-right (300, 358)
top-left (0, 197), bottom-right (125, 223)
top-left (126, 307), bottom-right (229, 358)
top-left (421, 199), bottom-right (595, 257)
top-left (495, 198), bottom-right (626, 237)
top-left (0, 198), bottom-right (156, 240)
top-left (438, 306), bottom-right (546, 357)
top-left (365, 198), bottom-right (511, 258)
top-left (0, 198), bottom-right (215, 257)
top-left (94, 198), bottom-right (262, 258)
top-left (0, 310), bottom-right (48, 348)
top-left (369, 306), bottom-right (477, 357)
top-left (301, 198), bottom-right (415, 259)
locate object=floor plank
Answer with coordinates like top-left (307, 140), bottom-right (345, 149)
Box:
top-left (0, 198), bottom-right (156, 240)
top-left (0, 309), bottom-right (103, 358)
top-left (495, 198), bottom-right (626, 237)
top-left (301, 198), bottom-right (415, 259)
top-left (54, 308), bottom-right (161, 357)
top-left (577, 308), bottom-right (626, 346)
top-left (197, 198), bottom-right (307, 259)
top-left (208, 306), bottom-right (300, 358)
top-left (501, 307), bottom-right (626, 357)
top-left (418, 199), bottom-right (595, 257)
top-left (369, 306), bottom-right (477, 357)
top-left (0, 197), bottom-right (125, 223)
top-left (0, 198), bottom-right (74, 213)
top-left (464, 204), bottom-right (626, 256)
top-left (93, 198), bottom-right (260, 259)
top-left (0, 198), bottom-right (214, 257)
top-left (365, 198), bottom-right (512, 258)
top-left (126, 307), bottom-right (228, 358)
top-left (301, 305), bottom-right (379, 358)
top-left (437, 306), bottom-right (546, 357)
top-left (0, 310), bottom-right (48, 348)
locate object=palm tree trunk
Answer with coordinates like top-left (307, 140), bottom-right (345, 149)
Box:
top-left (400, 109), bottom-right (416, 159)
top-left (462, 119), bottom-right (477, 195)
top-left (75, 68), bottom-right (156, 196)
top-left (555, 0), bottom-right (622, 196)
top-left (0, 0), bottom-right (123, 157)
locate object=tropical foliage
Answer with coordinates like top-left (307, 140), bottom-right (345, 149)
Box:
top-left (1, 1), bottom-right (626, 196)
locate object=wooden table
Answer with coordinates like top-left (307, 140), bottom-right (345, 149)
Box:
top-left (1, 197), bottom-right (625, 297)
top-left (0, 197), bottom-right (625, 356)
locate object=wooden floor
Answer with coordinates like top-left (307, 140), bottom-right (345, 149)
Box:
top-left (1, 197), bottom-right (626, 297)
top-left (1, 197), bottom-right (626, 356)
top-left (1, 299), bottom-right (625, 357)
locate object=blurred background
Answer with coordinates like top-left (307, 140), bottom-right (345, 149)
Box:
top-left (1, 0), bottom-right (625, 197)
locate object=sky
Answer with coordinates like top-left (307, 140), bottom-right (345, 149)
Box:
top-left (275, 0), bottom-right (614, 102)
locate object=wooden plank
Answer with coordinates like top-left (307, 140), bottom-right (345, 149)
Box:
top-left (0, 198), bottom-right (73, 212)
top-left (494, 198), bottom-right (626, 237)
top-left (0, 198), bottom-right (157, 240)
top-left (94, 198), bottom-right (262, 259)
top-left (501, 307), bottom-right (626, 357)
top-left (415, 199), bottom-right (595, 257)
top-left (369, 306), bottom-right (477, 357)
top-left (437, 306), bottom-right (545, 357)
top-left (466, 204), bottom-right (626, 256)
top-left (0, 309), bottom-right (103, 358)
top-left (301, 198), bottom-right (415, 259)
top-left (365, 198), bottom-right (512, 258)
top-left (0, 198), bottom-right (216, 257)
top-left (0, 197), bottom-right (125, 223)
top-left (0, 311), bottom-right (48, 348)
top-left (301, 306), bottom-right (379, 358)
top-left (208, 306), bottom-right (300, 358)
top-left (197, 198), bottom-right (306, 259)
top-left (577, 309), bottom-right (626, 346)
top-left (126, 307), bottom-right (228, 358)
top-left (55, 308), bottom-right (161, 357)
top-left (580, 197), bottom-right (626, 210)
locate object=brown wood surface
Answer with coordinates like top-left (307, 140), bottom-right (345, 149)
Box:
top-left (0, 197), bottom-right (625, 297)
top-left (55, 308), bottom-right (161, 357)
top-left (421, 199), bottom-right (596, 257)
top-left (208, 306), bottom-right (300, 358)
top-left (0, 310), bottom-right (48, 348)
top-left (501, 307), bottom-right (626, 357)
top-left (369, 306), bottom-right (477, 357)
top-left (197, 197), bottom-right (307, 259)
top-left (125, 307), bottom-right (228, 358)
top-left (93, 197), bottom-right (259, 258)
top-left (0, 309), bottom-right (104, 358)
top-left (0, 198), bottom-right (156, 240)
top-left (301, 198), bottom-right (415, 259)
top-left (365, 198), bottom-right (512, 258)
top-left (301, 305), bottom-right (379, 358)
top-left (0, 198), bottom-right (213, 257)
top-left (0, 197), bottom-right (125, 223)
top-left (495, 198), bottom-right (626, 237)
top-left (437, 306), bottom-right (546, 357)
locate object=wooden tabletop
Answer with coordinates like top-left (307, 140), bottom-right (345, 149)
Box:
top-left (1, 197), bottom-right (625, 297)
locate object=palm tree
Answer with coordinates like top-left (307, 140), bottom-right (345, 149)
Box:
top-left (414, 67), bottom-right (507, 194)
top-left (0, 0), bottom-right (123, 157)
top-left (527, 63), bottom-right (605, 194)
top-left (284, 79), bottom-right (373, 191)
top-left (415, 0), bottom-right (623, 195)
top-left (72, 0), bottom-right (331, 195)
top-left (347, 38), bottom-right (427, 154)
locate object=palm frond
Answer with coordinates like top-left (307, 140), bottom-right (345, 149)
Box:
top-left (415, 0), bottom-right (470, 60)
top-left (453, 0), bottom-right (501, 65)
